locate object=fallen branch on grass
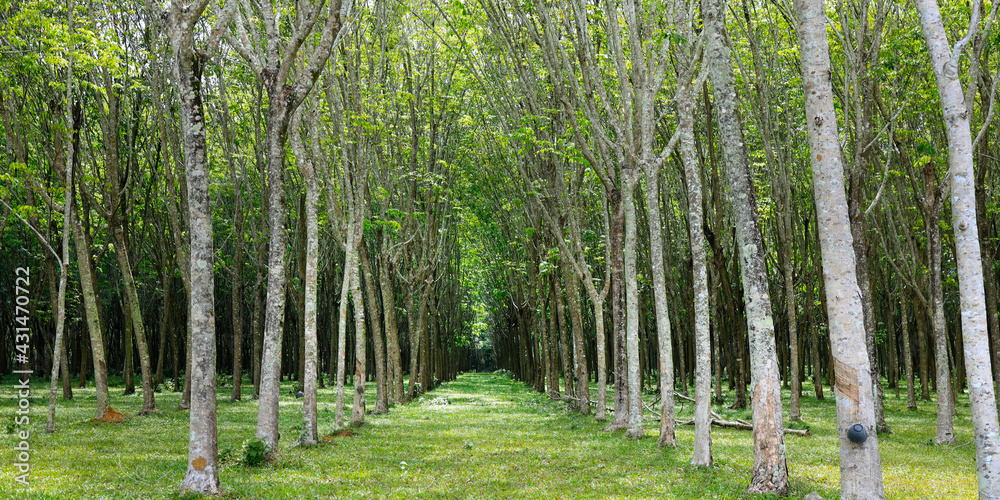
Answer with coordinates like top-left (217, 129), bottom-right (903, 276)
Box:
top-left (679, 418), bottom-right (811, 436)
top-left (560, 394), bottom-right (810, 436)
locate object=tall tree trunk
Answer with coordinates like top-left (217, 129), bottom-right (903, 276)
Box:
top-left (335, 244), bottom-right (355, 428)
top-left (552, 272), bottom-right (574, 402)
top-left (561, 249), bottom-right (589, 415)
top-left (623, 172), bottom-right (642, 437)
top-left (156, 265), bottom-right (171, 387)
top-left (923, 165), bottom-right (955, 444)
top-left (704, 0), bottom-right (787, 491)
top-left (167, 13), bottom-right (220, 492)
top-left (677, 88), bottom-right (710, 462)
top-left (915, 0), bottom-right (1000, 492)
top-left (252, 242), bottom-right (265, 398)
top-left (255, 90), bottom-right (292, 449)
top-left (113, 226), bottom-right (157, 414)
top-left (796, 0), bottom-right (885, 494)
top-left (361, 239), bottom-right (388, 414)
top-left (124, 301), bottom-right (134, 395)
top-left (902, 291), bottom-right (917, 410)
top-left (293, 112), bottom-right (319, 445)
top-left (380, 248), bottom-right (403, 405)
top-left (350, 221), bottom-right (367, 426)
top-left (546, 275), bottom-right (561, 400)
top-left (915, 298), bottom-right (931, 400)
top-left (72, 210), bottom-right (109, 420)
top-left (805, 220), bottom-right (825, 400)
top-left (607, 192), bottom-right (628, 430)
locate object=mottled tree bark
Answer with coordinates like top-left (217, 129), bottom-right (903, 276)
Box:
top-left (552, 272), bottom-right (574, 402)
top-left (72, 212), bottom-right (109, 420)
top-left (350, 218), bottom-right (367, 427)
top-left (255, 92), bottom-right (292, 447)
top-left (921, 164), bottom-right (955, 444)
top-left (546, 275), bottom-right (561, 400)
top-left (292, 111), bottom-right (318, 445)
top-left (678, 85), bottom-right (711, 463)
top-left (796, 0), bottom-right (885, 495)
top-left (335, 224), bottom-right (358, 429)
top-left (915, 0), bottom-right (1000, 493)
top-left (902, 292), bottom-right (918, 410)
top-left (165, 3), bottom-right (221, 491)
top-left (380, 248), bottom-right (404, 405)
top-left (113, 225), bottom-right (157, 414)
top-left (623, 171), bottom-right (642, 437)
top-left (361, 239), bottom-right (388, 414)
top-left (561, 251), bottom-right (590, 415)
top-left (705, 0), bottom-right (787, 491)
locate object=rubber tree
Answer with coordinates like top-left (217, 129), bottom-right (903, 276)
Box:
top-left (915, 0), bottom-right (1000, 494)
top-left (795, 0), bottom-right (885, 495)
top-left (223, 0), bottom-right (353, 450)
top-left (703, 0), bottom-right (788, 491)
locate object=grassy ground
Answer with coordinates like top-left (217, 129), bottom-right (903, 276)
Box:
top-left (0, 371), bottom-right (979, 499)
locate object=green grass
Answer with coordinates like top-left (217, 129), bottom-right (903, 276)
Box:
top-left (0, 372), bottom-right (979, 499)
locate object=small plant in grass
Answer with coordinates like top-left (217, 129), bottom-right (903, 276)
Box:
top-left (218, 446), bottom-right (234, 465)
top-left (786, 419), bottom-right (811, 432)
top-left (240, 437), bottom-right (272, 467)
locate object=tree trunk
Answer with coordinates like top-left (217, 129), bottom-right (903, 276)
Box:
top-left (902, 292), bottom-right (917, 410)
top-left (552, 272), bottom-right (574, 402)
top-left (380, 248), bottom-right (403, 405)
top-left (229, 219), bottom-right (244, 402)
top-left (113, 226), bottom-right (157, 414)
top-left (805, 221), bottom-right (825, 401)
top-left (561, 251), bottom-right (590, 415)
top-left (71, 209), bottom-right (109, 420)
top-left (252, 243), bottom-right (265, 398)
top-left (607, 192), bottom-right (628, 430)
top-left (704, 0), bottom-right (787, 491)
top-left (255, 90), bottom-right (292, 449)
top-left (350, 221), bottom-right (367, 427)
top-left (293, 112), bottom-right (319, 445)
top-left (796, 0), bottom-right (885, 494)
top-left (546, 275), bottom-right (561, 400)
top-left (361, 239), bottom-right (388, 414)
top-left (623, 171), bottom-right (643, 437)
top-left (168, 23), bottom-right (220, 494)
top-left (923, 165), bottom-right (955, 444)
top-left (156, 266), bottom-right (171, 387)
top-left (335, 228), bottom-right (357, 428)
top-left (676, 88), bottom-right (711, 462)
top-left (915, 0), bottom-right (1000, 492)
top-left (124, 302), bottom-right (135, 395)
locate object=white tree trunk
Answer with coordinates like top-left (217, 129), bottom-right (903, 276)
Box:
top-left (676, 88), bottom-right (712, 465)
top-left (350, 219), bottom-right (367, 426)
top-left (335, 219), bottom-right (357, 429)
top-left (623, 171), bottom-right (643, 438)
top-left (915, 0), bottom-right (1000, 494)
top-left (46, 35), bottom-right (76, 433)
top-left (292, 111), bottom-right (319, 445)
top-left (704, 0), bottom-right (787, 491)
top-left (255, 98), bottom-right (292, 449)
top-left (169, 20), bottom-right (220, 493)
top-left (795, 0), bottom-right (885, 495)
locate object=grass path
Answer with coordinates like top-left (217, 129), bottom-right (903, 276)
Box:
top-left (0, 372), bottom-right (980, 499)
